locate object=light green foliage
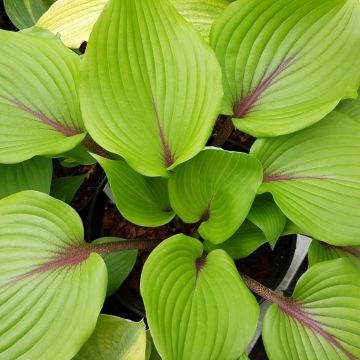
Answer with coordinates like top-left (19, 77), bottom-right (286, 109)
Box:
top-left (0, 157), bottom-right (52, 199)
top-left (211, 0), bottom-right (360, 136)
top-left (263, 259), bottom-right (360, 360)
top-left (141, 234), bottom-right (259, 360)
top-left (308, 240), bottom-right (360, 272)
top-left (169, 148), bottom-right (263, 244)
top-left (95, 155), bottom-right (175, 227)
top-left (80, 0), bottom-right (223, 177)
top-left (0, 191), bottom-right (107, 359)
top-left (251, 112), bottom-right (360, 245)
top-left (0, 30), bottom-right (85, 164)
top-left (336, 91), bottom-right (360, 123)
top-left (74, 315), bottom-right (146, 360)
top-left (4, 0), bottom-right (55, 28)
top-left (92, 237), bottom-right (137, 297)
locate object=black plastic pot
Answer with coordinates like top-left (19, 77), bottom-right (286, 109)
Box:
top-left (86, 139), bottom-right (297, 320)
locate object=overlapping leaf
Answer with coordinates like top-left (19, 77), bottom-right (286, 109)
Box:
top-left (263, 259), bottom-right (360, 359)
top-left (92, 237), bottom-right (137, 296)
top-left (95, 156), bottom-right (175, 227)
top-left (4, 0), bottom-right (55, 28)
top-left (172, 0), bottom-right (229, 41)
top-left (169, 148), bottom-right (262, 244)
top-left (73, 315), bottom-right (146, 359)
top-left (141, 234), bottom-right (259, 360)
top-left (211, 0), bottom-right (360, 136)
top-left (80, 0), bottom-right (223, 177)
top-left (336, 91), bottom-right (360, 124)
top-left (0, 191), bottom-right (107, 359)
top-left (0, 157), bottom-right (52, 199)
top-left (37, 0), bottom-right (108, 48)
top-left (308, 240), bottom-right (360, 272)
top-left (0, 30), bottom-right (85, 163)
top-left (251, 112), bottom-right (360, 245)
top-left (50, 174), bottom-right (85, 204)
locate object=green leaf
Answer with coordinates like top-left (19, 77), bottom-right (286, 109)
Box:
top-left (146, 331), bottom-right (162, 360)
top-left (336, 91), bottom-right (360, 124)
top-left (37, 0), bottom-right (108, 48)
top-left (169, 148), bottom-right (263, 244)
top-left (141, 234), bottom-right (259, 360)
top-left (262, 259), bottom-right (360, 360)
top-left (204, 220), bottom-right (267, 259)
top-left (73, 315), bottom-right (146, 360)
top-left (251, 112), bottom-right (360, 246)
top-left (171, 0), bottom-right (229, 41)
top-left (211, 0), bottom-right (360, 136)
top-left (50, 174), bottom-right (86, 204)
top-left (4, 0), bottom-right (55, 28)
top-left (308, 240), bottom-right (360, 272)
top-left (0, 157), bottom-right (52, 199)
top-left (80, 0), bottom-right (223, 177)
top-left (92, 237), bottom-right (137, 297)
top-left (238, 355), bottom-right (250, 360)
top-left (247, 194), bottom-right (287, 248)
top-left (95, 155), bottom-right (175, 227)
top-left (59, 143), bottom-right (97, 167)
top-left (0, 191), bottom-right (107, 359)
top-left (0, 30), bottom-right (85, 163)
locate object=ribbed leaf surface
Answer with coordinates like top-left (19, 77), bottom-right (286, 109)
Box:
top-left (308, 240), bottom-right (360, 272)
top-left (141, 234), bottom-right (259, 360)
top-left (37, 0), bottom-right (108, 48)
top-left (74, 315), bottom-right (146, 360)
top-left (80, 0), bottom-right (223, 177)
top-left (92, 237), bottom-right (137, 297)
top-left (95, 156), bottom-right (175, 227)
top-left (172, 0), bottom-right (229, 41)
top-left (0, 191), bottom-right (107, 359)
top-left (251, 112), bottom-right (360, 245)
top-left (169, 148), bottom-right (262, 244)
top-left (0, 30), bottom-right (85, 163)
top-left (336, 92), bottom-right (360, 124)
top-left (247, 194), bottom-right (286, 248)
top-left (4, 0), bottom-right (55, 28)
top-left (263, 259), bottom-right (360, 360)
top-left (0, 157), bottom-right (52, 199)
top-left (211, 0), bottom-right (360, 136)
top-left (204, 221), bottom-right (267, 259)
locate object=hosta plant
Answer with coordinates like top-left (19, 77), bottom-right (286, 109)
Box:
top-left (1, 0), bottom-right (360, 359)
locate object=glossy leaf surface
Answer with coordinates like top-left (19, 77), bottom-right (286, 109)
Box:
top-left (74, 315), bottom-right (146, 360)
top-left (0, 157), bottom-right (52, 199)
top-left (0, 30), bottom-right (85, 163)
top-left (263, 259), bottom-right (360, 360)
top-left (251, 112), bottom-right (360, 245)
top-left (95, 155), bottom-right (175, 227)
top-left (37, 0), bottom-right (108, 48)
top-left (169, 148), bottom-right (262, 244)
top-left (81, 0), bottom-right (223, 177)
top-left (211, 0), bottom-right (360, 136)
top-left (0, 191), bottom-right (107, 359)
top-left (141, 234), bottom-right (259, 360)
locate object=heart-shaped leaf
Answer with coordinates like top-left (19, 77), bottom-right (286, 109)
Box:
top-left (73, 315), bottom-right (146, 359)
top-left (251, 112), bottom-right (360, 246)
top-left (0, 30), bottom-right (86, 163)
top-left (204, 220), bottom-right (267, 260)
top-left (169, 148), bottom-right (263, 244)
top-left (92, 237), bottom-right (137, 297)
top-left (95, 155), bottom-right (175, 227)
top-left (141, 234), bottom-right (259, 360)
top-left (172, 0), bottom-right (229, 41)
top-left (0, 191), bottom-right (107, 359)
top-left (308, 240), bottom-right (360, 272)
top-left (80, 0), bottom-right (223, 177)
top-left (247, 194), bottom-right (287, 248)
top-left (262, 258), bottom-right (360, 360)
top-left (37, 0), bottom-right (108, 48)
top-left (0, 157), bottom-right (52, 199)
top-left (336, 91), bottom-right (360, 124)
top-left (4, 0), bottom-right (55, 28)
top-left (211, 0), bottom-right (360, 136)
